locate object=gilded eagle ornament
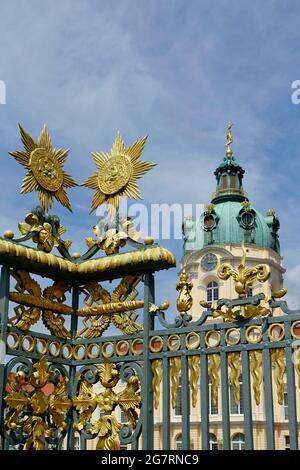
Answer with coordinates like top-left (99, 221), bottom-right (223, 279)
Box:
top-left (10, 125), bottom-right (77, 212)
top-left (82, 132), bottom-right (156, 214)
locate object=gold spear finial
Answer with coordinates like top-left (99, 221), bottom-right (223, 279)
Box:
top-left (226, 123), bottom-right (233, 156)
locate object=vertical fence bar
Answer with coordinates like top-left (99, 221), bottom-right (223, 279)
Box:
top-left (67, 285), bottom-right (79, 450)
top-left (142, 272), bottom-right (154, 450)
top-left (200, 333), bottom-right (209, 450)
top-left (240, 326), bottom-right (253, 449)
top-left (132, 439), bottom-right (139, 450)
top-left (262, 318), bottom-right (275, 450)
top-left (0, 266), bottom-right (10, 448)
top-left (181, 353), bottom-right (190, 449)
top-left (285, 322), bottom-right (298, 450)
top-left (241, 348), bottom-right (253, 449)
top-left (162, 354), bottom-right (170, 450)
top-left (80, 434), bottom-right (86, 450)
top-left (220, 330), bottom-right (230, 449)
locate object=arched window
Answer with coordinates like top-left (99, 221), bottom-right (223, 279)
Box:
top-left (207, 281), bottom-right (219, 303)
top-left (231, 433), bottom-right (245, 450)
top-left (175, 433), bottom-right (182, 450)
top-left (209, 433), bottom-right (218, 450)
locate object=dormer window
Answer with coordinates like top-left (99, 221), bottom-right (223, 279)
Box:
top-left (204, 215), bottom-right (214, 229)
top-left (241, 212), bottom-right (254, 227)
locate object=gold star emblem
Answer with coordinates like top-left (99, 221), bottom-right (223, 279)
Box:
top-left (10, 125), bottom-right (77, 212)
top-left (83, 132), bottom-right (156, 214)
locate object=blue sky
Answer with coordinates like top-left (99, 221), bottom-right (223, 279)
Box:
top-left (1, 0), bottom-right (300, 310)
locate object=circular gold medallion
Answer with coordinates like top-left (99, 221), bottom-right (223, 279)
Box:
top-left (98, 154), bottom-right (132, 195)
top-left (30, 148), bottom-right (63, 192)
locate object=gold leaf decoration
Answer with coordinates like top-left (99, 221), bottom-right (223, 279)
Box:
top-left (294, 347), bottom-right (300, 389)
top-left (111, 275), bottom-right (143, 335)
top-left (170, 357), bottom-right (181, 408)
top-left (10, 124), bottom-right (77, 212)
top-left (152, 359), bottom-right (162, 409)
top-left (42, 280), bottom-right (71, 338)
top-left (0, 238), bottom-right (176, 279)
top-left (218, 240), bottom-right (270, 298)
top-left (188, 356), bottom-right (200, 407)
top-left (9, 270), bottom-right (42, 331)
top-left (92, 416), bottom-right (122, 450)
top-left (73, 360), bottom-right (141, 450)
top-left (5, 390), bottom-right (29, 411)
top-left (271, 348), bottom-right (286, 405)
top-left (228, 352), bottom-right (241, 405)
top-left (17, 210), bottom-right (70, 253)
top-left (176, 270), bottom-right (193, 315)
top-left (208, 354), bottom-right (220, 407)
top-left (82, 132), bottom-right (155, 215)
top-left (250, 350), bottom-right (263, 405)
top-left (4, 357), bottom-right (72, 450)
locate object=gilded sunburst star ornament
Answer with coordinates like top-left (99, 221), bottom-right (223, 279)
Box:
top-left (10, 125), bottom-right (77, 212)
top-left (82, 132), bottom-right (156, 214)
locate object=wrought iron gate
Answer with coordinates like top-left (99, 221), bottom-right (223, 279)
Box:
top-left (1, 226), bottom-right (300, 450)
top-left (0, 125), bottom-right (300, 451)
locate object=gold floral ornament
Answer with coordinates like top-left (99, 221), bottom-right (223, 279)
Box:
top-left (200, 241), bottom-right (271, 321)
top-left (5, 356), bottom-right (72, 450)
top-left (18, 211), bottom-right (72, 253)
top-left (73, 361), bottom-right (141, 450)
top-left (218, 240), bottom-right (270, 298)
top-left (176, 270), bottom-right (193, 315)
top-left (10, 124), bottom-right (77, 212)
top-left (86, 216), bottom-right (141, 255)
top-left (241, 200), bottom-right (251, 212)
top-left (76, 275), bottom-right (143, 339)
top-left (82, 132), bottom-right (156, 215)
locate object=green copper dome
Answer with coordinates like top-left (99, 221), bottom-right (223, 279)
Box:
top-left (183, 139), bottom-right (280, 254)
top-left (203, 201), bottom-right (278, 249)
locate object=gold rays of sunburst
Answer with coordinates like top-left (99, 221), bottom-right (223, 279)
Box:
top-left (10, 125), bottom-right (77, 212)
top-left (82, 132), bottom-right (156, 214)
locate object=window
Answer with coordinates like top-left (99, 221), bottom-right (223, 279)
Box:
top-left (209, 433), bottom-right (218, 450)
top-left (230, 175), bottom-right (236, 188)
top-left (222, 175), bottom-right (227, 189)
top-left (231, 433), bottom-right (245, 450)
top-left (175, 433), bottom-right (182, 450)
top-left (209, 377), bottom-right (219, 415)
top-left (204, 215), bottom-right (215, 230)
top-left (207, 281), bottom-right (219, 303)
top-left (284, 435), bottom-right (290, 450)
top-left (241, 212), bottom-right (254, 227)
top-left (248, 286), bottom-right (253, 296)
top-left (230, 375), bottom-right (244, 415)
top-left (283, 387), bottom-right (288, 420)
top-left (174, 377), bottom-right (182, 416)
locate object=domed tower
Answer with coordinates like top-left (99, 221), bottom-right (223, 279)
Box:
top-left (182, 125), bottom-right (284, 315)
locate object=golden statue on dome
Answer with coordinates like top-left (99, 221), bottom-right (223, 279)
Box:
top-left (226, 123), bottom-right (233, 156)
